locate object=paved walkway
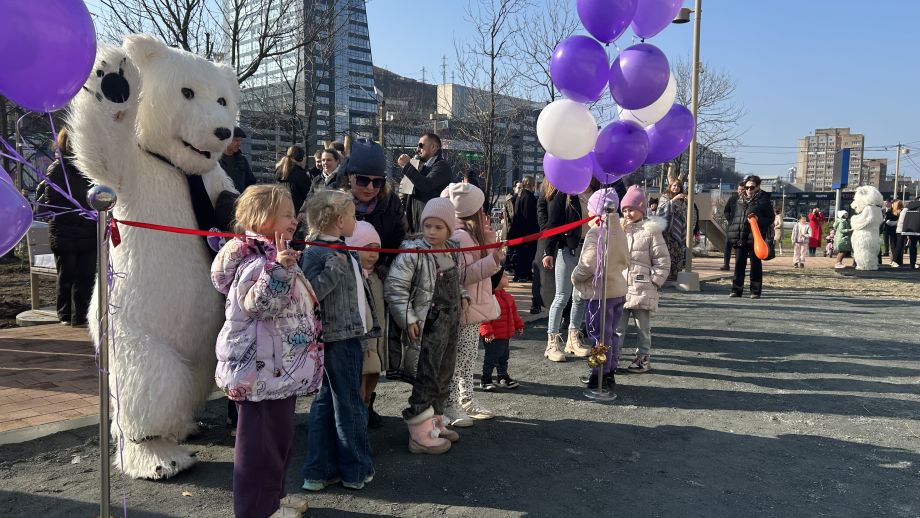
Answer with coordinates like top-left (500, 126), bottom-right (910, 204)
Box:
top-left (0, 251), bottom-right (839, 444)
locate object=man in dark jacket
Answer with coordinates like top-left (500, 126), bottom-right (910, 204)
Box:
top-left (721, 181), bottom-right (744, 270)
top-left (509, 176), bottom-right (540, 281)
top-left (42, 129), bottom-right (96, 326)
top-left (397, 132), bottom-right (453, 233)
top-left (726, 175), bottom-right (775, 299)
top-left (219, 127), bottom-right (256, 193)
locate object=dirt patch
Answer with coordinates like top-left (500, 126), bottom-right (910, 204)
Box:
top-left (709, 266), bottom-right (920, 299)
top-left (0, 260), bottom-right (57, 328)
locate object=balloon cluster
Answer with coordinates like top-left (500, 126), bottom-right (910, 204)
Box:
top-left (0, 0), bottom-right (97, 255)
top-left (536, 0), bottom-right (694, 195)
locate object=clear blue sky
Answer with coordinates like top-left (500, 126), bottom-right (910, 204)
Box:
top-left (367, 0), bottom-right (920, 180)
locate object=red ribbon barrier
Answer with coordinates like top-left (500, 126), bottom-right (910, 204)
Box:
top-left (110, 216), bottom-right (597, 254)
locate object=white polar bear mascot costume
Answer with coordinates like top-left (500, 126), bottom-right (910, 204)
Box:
top-left (849, 185), bottom-right (883, 271)
top-left (68, 34), bottom-right (239, 479)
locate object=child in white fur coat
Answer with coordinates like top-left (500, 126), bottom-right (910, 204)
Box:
top-left (616, 186), bottom-right (670, 373)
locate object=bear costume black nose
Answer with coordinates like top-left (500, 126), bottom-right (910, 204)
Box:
top-left (101, 72), bottom-right (130, 104)
top-left (214, 127), bottom-right (231, 140)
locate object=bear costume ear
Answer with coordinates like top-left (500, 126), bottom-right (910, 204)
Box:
top-left (215, 63), bottom-right (238, 89)
top-left (122, 34), bottom-right (167, 67)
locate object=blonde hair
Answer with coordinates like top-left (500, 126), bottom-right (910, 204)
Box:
top-left (459, 209), bottom-right (489, 258)
top-left (234, 184), bottom-right (292, 234)
top-left (302, 189), bottom-right (354, 239)
top-left (275, 145), bottom-right (305, 181)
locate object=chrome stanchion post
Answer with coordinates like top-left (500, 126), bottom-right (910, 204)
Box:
top-left (585, 195), bottom-right (617, 402)
top-left (87, 185), bottom-right (116, 518)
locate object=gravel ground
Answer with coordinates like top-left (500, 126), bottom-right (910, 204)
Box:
top-left (1, 277), bottom-right (919, 517)
top-left (0, 261), bottom-right (56, 328)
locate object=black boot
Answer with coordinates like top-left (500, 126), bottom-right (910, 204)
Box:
top-left (582, 372), bottom-right (615, 389)
top-left (367, 392), bottom-right (383, 429)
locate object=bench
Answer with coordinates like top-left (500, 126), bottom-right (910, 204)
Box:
top-left (26, 221), bottom-right (57, 312)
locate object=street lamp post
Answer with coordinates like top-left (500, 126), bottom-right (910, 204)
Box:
top-left (674, 0), bottom-right (702, 292)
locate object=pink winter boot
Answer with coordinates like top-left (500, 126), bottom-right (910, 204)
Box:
top-left (406, 407), bottom-right (451, 454)
top-left (434, 415), bottom-right (459, 443)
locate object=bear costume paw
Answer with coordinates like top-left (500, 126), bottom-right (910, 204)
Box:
top-left (118, 438), bottom-right (197, 480)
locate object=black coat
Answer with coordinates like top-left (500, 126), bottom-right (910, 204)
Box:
top-left (402, 154), bottom-right (453, 232)
top-left (219, 151), bottom-right (256, 193)
top-left (43, 157), bottom-right (96, 253)
top-left (723, 192), bottom-right (739, 224)
top-left (311, 166), bottom-right (345, 193)
top-left (276, 164), bottom-right (311, 213)
top-left (355, 190), bottom-right (407, 267)
top-left (543, 191), bottom-right (583, 258)
top-left (508, 189), bottom-right (539, 239)
top-left (726, 190), bottom-right (774, 248)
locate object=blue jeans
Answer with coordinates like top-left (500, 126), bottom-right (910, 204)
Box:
top-left (546, 247), bottom-right (586, 335)
top-left (302, 338), bottom-right (373, 486)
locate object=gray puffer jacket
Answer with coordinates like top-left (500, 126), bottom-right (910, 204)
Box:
top-left (383, 237), bottom-right (466, 336)
top-left (623, 216), bottom-right (670, 311)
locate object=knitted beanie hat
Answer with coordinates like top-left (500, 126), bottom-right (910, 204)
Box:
top-left (620, 185), bottom-right (647, 216)
top-left (420, 197), bottom-right (457, 230)
top-left (587, 187), bottom-right (620, 217)
top-left (442, 182), bottom-right (485, 218)
top-left (343, 138), bottom-right (386, 177)
top-left (345, 221), bottom-right (381, 248)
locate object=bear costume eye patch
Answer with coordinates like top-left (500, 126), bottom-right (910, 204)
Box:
top-left (182, 88), bottom-right (194, 100)
top-left (217, 97), bottom-right (226, 106)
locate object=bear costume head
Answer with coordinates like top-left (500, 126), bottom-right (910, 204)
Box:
top-left (850, 185), bottom-right (883, 214)
top-left (123, 34), bottom-right (239, 175)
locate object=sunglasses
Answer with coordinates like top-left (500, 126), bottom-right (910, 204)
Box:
top-left (354, 175), bottom-right (385, 189)
top-left (744, 185), bottom-right (757, 190)
top-left (417, 142), bottom-right (425, 148)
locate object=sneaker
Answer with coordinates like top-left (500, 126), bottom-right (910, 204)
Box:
top-left (585, 372), bottom-right (615, 389)
top-left (496, 375), bottom-right (520, 389)
top-left (729, 292), bottom-right (740, 298)
top-left (529, 306), bottom-right (541, 314)
top-left (890, 261), bottom-right (900, 268)
top-left (480, 380), bottom-right (497, 392)
top-left (750, 294), bottom-right (761, 299)
top-left (462, 400), bottom-right (496, 420)
top-left (718, 265), bottom-right (730, 271)
top-left (279, 494), bottom-right (309, 513)
top-left (627, 355), bottom-right (650, 373)
top-left (342, 472), bottom-right (374, 490)
top-left (444, 404), bottom-right (475, 427)
top-left (302, 476), bottom-right (341, 491)
top-left (834, 263), bottom-right (845, 269)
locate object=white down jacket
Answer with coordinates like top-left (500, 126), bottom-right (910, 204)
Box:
top-left (622, 216), bottom-right (670, 311)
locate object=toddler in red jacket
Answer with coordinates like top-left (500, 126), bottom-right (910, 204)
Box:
top-left (479, 271), bottom-right (524, 390)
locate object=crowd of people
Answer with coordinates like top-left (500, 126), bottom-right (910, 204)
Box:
top-left (31, 120), bottom-right (919, 518)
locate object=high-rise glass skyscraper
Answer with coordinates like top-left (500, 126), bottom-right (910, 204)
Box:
top-left (233, 0), bottom-right (378, 177)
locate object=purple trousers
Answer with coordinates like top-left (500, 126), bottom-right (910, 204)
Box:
top-left (586, 297), bottom-right (625, 375)
top-left (234, 396), bottom-right (297, 518)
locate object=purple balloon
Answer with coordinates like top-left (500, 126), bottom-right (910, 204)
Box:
top-left (644, 104), bottom-right (695, 164)
top-left (0, 0), bottom-right (96, 112)
top-left (0, 166), bottom-right (12, 186)
top-left (577, 0), bottom-right (638, 44)
top-left (594, 120), bottom-right (649, 179)
top-left (550, 36), bottom-right (609, 103)
top-left (543, 153), bottom-right (593, 195)
top-left (609, 43), bottom-right (670, 110)
top-left (0, 181), bottom-right (32, 256)
top-left (631, 0), bottom-right (684, 39)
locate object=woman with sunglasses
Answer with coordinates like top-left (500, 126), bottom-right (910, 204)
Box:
top-left (345, 139), bottom-right (407, 268)
top-left (725, 175), bottom-right (775, 298)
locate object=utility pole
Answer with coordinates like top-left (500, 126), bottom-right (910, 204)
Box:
top-left (441, 55), bottom-right (447, 85)
top-left (421, 66), bottom-right (427, 84)
top-left (894, 143), bottom-right (902, 199)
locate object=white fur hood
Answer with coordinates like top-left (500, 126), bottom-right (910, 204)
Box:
top-left (642, 216), bottom-right (667, 235)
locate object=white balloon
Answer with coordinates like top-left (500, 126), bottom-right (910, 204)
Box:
top-left (536, 99), bottom-right (598, 160)
top-left (618, 73), bottom-right (676, 126)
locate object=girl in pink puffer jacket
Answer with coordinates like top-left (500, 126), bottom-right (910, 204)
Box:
top-left (616, 186), bottom-right (670, 374)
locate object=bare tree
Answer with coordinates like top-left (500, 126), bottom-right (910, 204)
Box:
top-left (512, 0), bottom-right (579, 103)
top-left (96, 0), bottom-right (308, 84)
top-left (452, 0), bottom-right (531, 204)
top-left (672, 57), bottom-right (746, 179)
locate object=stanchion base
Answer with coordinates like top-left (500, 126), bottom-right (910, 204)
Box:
top-left (583, 388), bottom-right (617, 401)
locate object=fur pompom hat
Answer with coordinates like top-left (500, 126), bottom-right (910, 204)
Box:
top-left (420, 197), bottom-right (457, 230)
top-left (837, 210), bottom-right (848, 219)
top-left (442, 182), bottom-right (485, 218)
top-left (620, 185), bottom-right (647, 216)
top-left (346, 221), bottom-right (381, 247)
top-left (587, 187), bottom-right (620, 217)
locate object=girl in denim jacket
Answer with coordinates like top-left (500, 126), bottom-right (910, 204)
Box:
top-left (211, 185), bottom-right (321, 518)
top-left (299, 190), bottom-right (378, 492)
